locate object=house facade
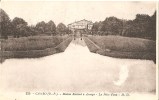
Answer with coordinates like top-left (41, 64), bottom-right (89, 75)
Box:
top-left (68, 19), bottom-right (93, 32)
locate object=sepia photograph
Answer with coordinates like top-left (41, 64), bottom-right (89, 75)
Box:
top-left (0, 1), bottom-right (158, 100)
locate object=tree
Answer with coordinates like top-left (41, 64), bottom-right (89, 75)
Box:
top-left (91, 12), bottom-right (156, 40)
top-left (26, 25), bottom-right (37, 36)
top-left (0, 9), bottom-right (11, 39)
top-left (91, 21), bottom-right (104, 35)
top-left (65, 27), bottom-right (72, 34)
top-left (102, 16), bottom-right (123, 35)
top-left (45, 20), bottom-right (56, 35)
top-left (149, 11), bottom-right (156, 40)
top-left (12, 17), bottom-right (28, 37)
top-left (122, 20), bottom-right (133, 36)
top-left (56, 23), bottom-right (67, 35)
top-left (125, 14), bottom-right (151, 38)
top-left (92, 22), bottom-right (100, 32)
top-left (35, 21), bottom-right (46, 34)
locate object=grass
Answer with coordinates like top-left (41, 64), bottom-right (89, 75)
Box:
top-left (88, 35), bottom-right (156, 52)
top-left (0, 35), bottom-right (72, 62)
top-left (1, 35), bottom-right (68, 51)
top-left (84, 35), bottom-right (156, 62)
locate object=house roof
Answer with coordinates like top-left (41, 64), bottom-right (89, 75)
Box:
top-left (68, 19), bottom-right (93, 26)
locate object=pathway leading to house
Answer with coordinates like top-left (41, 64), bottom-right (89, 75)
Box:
top-left (0, 38), bottom-right (156, 94)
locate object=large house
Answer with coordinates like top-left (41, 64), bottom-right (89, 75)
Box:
top-left (68, 19), bottom-right (93, 32)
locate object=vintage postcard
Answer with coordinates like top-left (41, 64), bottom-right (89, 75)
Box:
top-left (0, 0), bottom-right (158, 100)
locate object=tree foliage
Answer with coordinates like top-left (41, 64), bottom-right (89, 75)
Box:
top-left (56, 23), bottom-right (67, 35)
top-left (35, 20), bottom-right (57, 35)
top-left (45, 20), bottom-right (56, 35)
top-left (0, 9), bottom-right (11, 39)
top-left (102, 17), bottom-right (123, 35)
top-left (0, 8), bottom-right (156, 40)
top-left (36, 21), bottom-right (46, 34)
top-left (12, 17), bottom-right (28, 38)
top-left (91, 11), bottom-right (156, 40)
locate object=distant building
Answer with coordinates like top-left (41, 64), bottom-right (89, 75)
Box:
top-left (68, 19), bottom-right (93, 32)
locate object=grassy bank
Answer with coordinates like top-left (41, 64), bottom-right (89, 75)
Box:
top-left (1, 36), bottom-right (69, 51)
top-left (0, 35), bottom-right (72, 62)
top-left (84, 35), bottom-right (156, 62)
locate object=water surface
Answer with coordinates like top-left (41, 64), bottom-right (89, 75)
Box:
top-left (0, 39), bottom-right (156, 93)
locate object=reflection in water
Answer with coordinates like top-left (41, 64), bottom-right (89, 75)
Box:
top-left (113, 65), bottom-right (129, 86)
top-left (0, 39), bottom-right (156, 94)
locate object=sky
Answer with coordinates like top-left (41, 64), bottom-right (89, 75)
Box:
top-left (0, 1), bottom-right (156, 26)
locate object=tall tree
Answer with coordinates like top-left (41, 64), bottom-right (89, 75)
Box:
top-left (102, 16), bottom-right (123, 35)
top-left (92, 22), bottom-right (100, 32)
top-left (26, 25), bottom-right (37, 36)
top-left (0, 9), bottom-right (11, 39)
top-left (128, 14), bottom-right (151, 38)
top-left (35, 21), bottom-right (46, 34)
top-left (56, 23), bottom-right (67, 35)
top-left (45, 20), bottom-right (56, 35)
top-left (149, 11), bottom-right (156, 40)
top-left (12, 17), bottom-right (28, 37)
